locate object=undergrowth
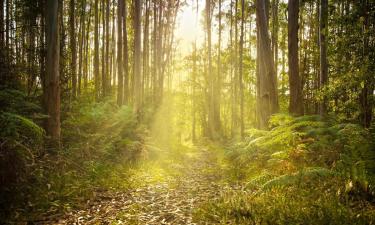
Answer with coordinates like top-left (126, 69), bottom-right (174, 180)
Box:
top-left (194, 114), bottom-right (375, 224)
top-left (0, 90), bottom-right (146, 223)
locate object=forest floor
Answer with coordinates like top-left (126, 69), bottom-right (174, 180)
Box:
top-left (44, 143), bottom-right (234, 225)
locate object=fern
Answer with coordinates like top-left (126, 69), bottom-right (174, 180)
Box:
top-left (0, 112), bottom-right (45, 148)
top-left (262, 167), bottom-right (338, 190)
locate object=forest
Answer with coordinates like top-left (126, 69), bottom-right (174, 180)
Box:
top-left (0, 0), bottom-right (375, 224)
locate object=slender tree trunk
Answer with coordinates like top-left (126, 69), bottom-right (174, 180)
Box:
top-left (111, 5), bottom-right (116, 87)
top-left (288, 0), bottom-right (303, 115)
top-left (117, 0), bottom-right (124, 106)
top-left (45, 0), bottom-right (60, 144)
top-left (101, 0), bottom-right (106, 96)
top-left (271, 0), bottom-right (279, 76)
top-left (5, 0), bottom-right (9, 62)
top-left (78, 0), bottom-right (86, 95)
top-left (106, 0), bottom-right (110, 93)
top-left (152, 0), bottom-right (158, 105)
top-left (143, 0), bottom-right (150, 101)
top-left (239, 0), bottom-right (245, 138)
top-left (133, 0), bottom-right (142, 112)
top-left (83, 4), bottom-right (91, 90)
top-left (94, 0), bottom-right (100, 99)
top-left (0, 0), bottom-right (4, 48)
top-left (319, 0), bottom-right (328, 116)
top-left (206, 0), bottom-right (215, 138)
top-left (84, 5), bottom-right (91, 90)
top-left (69, 0), bottom-right (77, 98)
top-left (123, 0), bottom-right (129, 103)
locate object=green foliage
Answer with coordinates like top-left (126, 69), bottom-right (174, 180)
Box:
top-left (0, 112), bottom-right (45, 217)
top-left (0, 89), bottom-right (42, 117)
top-left (196, 115), bottom-right (375, 224)
top-left (23, 99), bottom-right (144, 217)
top-left (195, 179), bottom-right (375, 225)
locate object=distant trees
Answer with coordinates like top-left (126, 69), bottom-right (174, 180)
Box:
top-left (0, 0), bottom-right (374, 144)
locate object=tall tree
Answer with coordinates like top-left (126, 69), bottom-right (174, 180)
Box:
top-left (45, 0), bottom-right (61, 144)
top-left (288, 0), bottom-right (303, 115)
top-left (239, 0), bottom-right (245, 137)
top-left (123, 0), bottom-right (129, 103)
top-left (117, 0), bottom-right (124, 106)
top-left (206, 0), bottom-right (215, 138)
top-left (256, 0), bottom-right (278, 129)
top-left (105, 0), bottom-right (110, 93)
top-left (101, 0), bottom-right (106, 96)
top-left (143, 0), bottom-right (150, 100)
top-left (69, 0), bottom-right (77, 98)
top-left (319, 0), bottom-right (328, 116)
top-left (214, 0), bottom-right (222, 137)
top-left (94, 0), bottom-right (100, 99)
top-left (271, 0), bottom-right (279, 76)
top-left (133, 0), bottom-right (142, 112)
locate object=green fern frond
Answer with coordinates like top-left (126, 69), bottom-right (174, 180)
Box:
top-left (262, 167), bottom-right (338, 190)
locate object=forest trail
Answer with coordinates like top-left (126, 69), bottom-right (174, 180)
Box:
top-left (50, 144), bottom-right (229, 225)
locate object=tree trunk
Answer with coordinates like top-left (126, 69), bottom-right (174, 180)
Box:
top-left (206, 0), bottom-right (215, 138)
top-left (0, 0), bottom-right (4, 47)
top-left (101, 0), bottom-right (106, 96)
top-left (94, 0), bottom-right (100, 100)
top-left (143, 0), bottom-right (150, 100)
top-left (77, 0), bottom-right (86, 96)
top-left (133, 0), bottom-right (142, 113)
top-left (106, 0), bottom-right (110, 93)
top-left (256, 0), bottom-right (279, 129)
top-left (319, 0), bottom-right (328, 116)
top-left (239, 0), bottom-right (245, 138)
top-left (69, 0), bottom-right (77, 98)
top-left (123, 0), bottom-right (129, 103)
top-left (117, 0), bottom-right (124, 106)
top-left (45, 0), bottom-right (60, 144)
top-left (288, 0), bottom-right (303, 115)
top-left (271, 0), bottom-right (279, 78)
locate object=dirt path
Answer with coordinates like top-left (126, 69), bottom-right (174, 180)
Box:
top-left (52, 146), bottom-right (228, 225)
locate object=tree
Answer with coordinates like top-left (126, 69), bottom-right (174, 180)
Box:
top-left (288, 0), bottom-right (303, 115)
top-left (105, 0), bottom-right (110, 93)
top-left (319, 0), bottom-right (328, 116)
top-left (94, 0), bottom-right (100, 99)
top-left (45, 0), bottom-right (61, 144)
top-left (69, 0), bottom-right (77, 98)
top-left (123, 0), bottom-right (129, 103)
top-left (256, 0), bottom-right (279, 129)
top-left (206, 0), bottom-right (216, 138)
top-left (117, 0), bottom-right (124, 106)
top-left (239, 0), bottom-right (245, 137)
top-left (133, 0), bottom-right (142, 112)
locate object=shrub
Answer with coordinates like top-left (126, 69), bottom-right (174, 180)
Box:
top-left (198, 114), bottom-right (375, 224)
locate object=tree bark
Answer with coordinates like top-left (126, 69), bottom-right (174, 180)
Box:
top-left (288, 0), bottom-right (303, 115)
top-left (239, 0), bottom-right (245, 138)
top-left (101, 0), bottom-right (106, 96)
top-left (133, 0), bottom-right (142, 112)
top-left (45, 0), bottom-right (61, 144)
top-left (106, 0), bottom-right (110, 93)
top-left (123, 0), bottom-right (129, 103)
top-left (69, 0), bottom-right (77, 98)
top-left (319, 0), bottom-right (328, 116)
top-left (256, 0), bottom-right (279, 129)
top-left (94, 0), bottom-right (100, 100)
top-left (117, 0), bottom-right (124, 106)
